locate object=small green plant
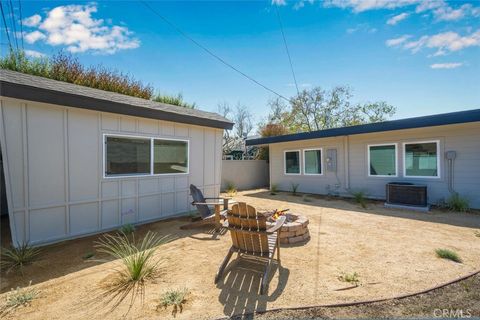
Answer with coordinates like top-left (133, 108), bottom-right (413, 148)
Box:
top-left (82, 252), bottom-right (95, 260)
top-left (302, 194), bottom-right (312, 202)
top-left (225, 181), bottom-right (237, 196)
top-left (157, 287), bottom-right (189, 316)
top-left (352, 190), bottom-right (368, 209)
top-left (446, 193), bottom-right (470, 212)
top-left (118, 223), bottom-right (135, 236)
top-left (0, 243), bottom-right (40, 274)
top-left (475, 230), bottom-right (480, 238)
top-left (436, 248), bottom-right (462, 263)
top-left (1, 281), bottom-right (39, 313)
top-left (270, 184), bottom-right (278, 195)
top-left (290, 182), bottom-right (300, 196)
top-left (338, 272), bottom-right (360, 285)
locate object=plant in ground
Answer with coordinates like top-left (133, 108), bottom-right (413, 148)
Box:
top-left (157, 288), bottom-right (189, 316)
top-left (1, 281), bottom-right (39, 314)
top-left (475, 231), bottom-right (480, 238)
top-left (118, 224), bottom-right (135, 236)
top-left (0, 243), bottom-right (40, 274)
top-left (338, 272), bottom-right (360, 285)
top-left (82, 252), bottom-right (95, 260)
top-left (446, 193), bottom-right (470, 212)
top-left (436, 248), bottom-right (462, 263)
top-left (225, 181), bottom-right (237, 197)
top-left (302, 194), bottom-right (312, 202)
top-left (270, 184), bottom-right (278, 195)
top-left (290, 182), bottom-right (300, 196)
top-left (95, 231), bottom-right (170, 310)
top-left (351, 190), bottom-right (368, 209)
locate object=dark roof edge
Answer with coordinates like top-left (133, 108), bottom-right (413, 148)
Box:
top-left (0, 80), bottom-right (234, 130)
top-left (246, 108), bottom-right (480, 146)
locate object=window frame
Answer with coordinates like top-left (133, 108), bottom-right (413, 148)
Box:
top-left (283, 149), bottom-right (301, 176)
top-left (103, 133), bottom-right (190, 179)
top-left (367, 143), bottom-right (398, 178)
top-left (403, 140), bottom-right (441, 179)
top-left (303, 148), bottom-right (323, 176)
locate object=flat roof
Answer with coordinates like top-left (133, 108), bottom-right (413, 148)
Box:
top-left (246, 108), bottom-right (480, 146)
top-left (0, 69), bottom-right (234, 130)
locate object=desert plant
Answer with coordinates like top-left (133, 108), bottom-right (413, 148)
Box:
top-left (82, 252), bottom-right (95, 260)
top-left (290, 182), bottom-right (300, 196)
top-left (338, 272), bottom-right (360, 285)
top-left (225, 181), bottom-right (237, 196)
top-left (436, 248), bottom-right (462, 263)
top-left (352, 190), bottom-right (368, 209)
top-left (270, 184), bottom-right (278, 195)
top-left (0, 243), bottom-right (40, 274)
top-left (94, 231), bottom-right (170, 310)
top-left (157, 287), bottom-right (189, 316)
top-left (302, 194), bottom-right (312, 202)
top-left (446, 193), bottom-right (470, 212)
top-left (1, 281), bottom-right (39, 314)
top-left (118, 224), bottom-right (135, 236)
top-left (475, 231), bottom-right (480, 238)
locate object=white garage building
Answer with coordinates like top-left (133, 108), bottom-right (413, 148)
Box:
top-left (0, 69), bottom-right (233, 246)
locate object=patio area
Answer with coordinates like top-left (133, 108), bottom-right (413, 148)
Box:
top-left (1, 189), bottom-right (479, 319)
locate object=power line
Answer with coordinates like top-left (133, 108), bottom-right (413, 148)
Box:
top-left (7, 0), bottom-right (19, 52)
top-left (0, 1), bottom-right (13, 52)
top-left (17, 0), bottom-right (24, 50)
top-left (275, 5), bottom-right (300, 96)
top-left (139, 0), bottom-right (291, 102)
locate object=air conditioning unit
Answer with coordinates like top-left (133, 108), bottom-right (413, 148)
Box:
top-left (386, 182), bottom-right (427, 207)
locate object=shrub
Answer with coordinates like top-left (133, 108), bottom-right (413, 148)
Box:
top-left (152, 93), bottom-right (196, 109)
top-left (82, 252), bottom-right (95, 260)
top-left (436, 248), bottom-right (462, 263)
top-left (446, 193), bottom-right (469, 212)
top-left (352, 190), bottom-right (367, 209)
top-left (94, 231), bottom-right (169, 309)
top-left (0, 243), bottom-right (40, 274)
top-left (338, 272), bottom-right (360, 285)
top-left (1, 282), bottom-right (39, 313)
top-left (475, 231), bottom-right (480, 238)
top-left (270, 184), bottom-right (278, 195)
top-left (157, 288), bottom-right (188, 315)
top-left (225, 181), bottom-right (237, 196)
top-left (290, 183), bottom-right (300, 196)
top-left (118, 224), bottom-right (135, 236)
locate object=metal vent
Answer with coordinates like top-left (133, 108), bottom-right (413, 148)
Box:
top-left (386, 182), bottom-right (427, 207)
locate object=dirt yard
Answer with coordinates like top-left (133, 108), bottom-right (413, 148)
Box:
top-left (1, 189), bottom-right (479, 319)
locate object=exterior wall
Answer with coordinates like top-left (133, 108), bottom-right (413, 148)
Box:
top-left (221, 160), bottom-right (269, 191)
top-left (269, 122), bottom-right (480, 208)
top-left (0, 97), bottom-right (223, 245)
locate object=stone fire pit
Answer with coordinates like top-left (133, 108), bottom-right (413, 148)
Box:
top-left (265, 213), bottom-right (310, 244)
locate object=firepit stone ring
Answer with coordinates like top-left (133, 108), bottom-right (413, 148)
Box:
top-left (265, 213), bottom-right (310, 244)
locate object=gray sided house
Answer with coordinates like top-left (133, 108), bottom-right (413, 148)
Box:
top-left (246, 109), bottom-right (480, 208)
top-left (0, 69), bottom-right (233, 246)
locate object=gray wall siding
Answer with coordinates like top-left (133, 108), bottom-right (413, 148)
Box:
top-left (0, 97), bottom-right (223, 245)
top-left (221, 160), bottom-right (269, 191)
top-left (269, 123), bottom-right (480, 208)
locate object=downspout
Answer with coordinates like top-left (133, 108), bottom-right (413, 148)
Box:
top-left (446, 151), bottom-right (456, 194)
top-left (344, 135), bottom-right (350, 191)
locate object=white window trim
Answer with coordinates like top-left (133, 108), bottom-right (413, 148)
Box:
top-left (103, 133), bottom-right (190, 179)
top-left (303, 148), bottom-right (323, 176)
top-left (367, 143), bottom-right (398, 178)
top-left (284, 149), bottom-right (301, 175)
top-left (403, 140), bottom-right (441, 179)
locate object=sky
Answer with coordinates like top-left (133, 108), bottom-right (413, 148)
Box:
top-left (1, 0), bottom-right (479, 128)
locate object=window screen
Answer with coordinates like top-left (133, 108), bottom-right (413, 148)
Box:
top-left (285, 151), bottom-right (300, 174)
top-left (154, 139), bottom-right (188, 174)
top-left (105, 136), bottom-right (151, 176)
top-left (369, 145), bottom-right (396, 176)
top-left (405, 142), bottom-right (438, 177)
top-left (304, 149), bottom-right (322, 174)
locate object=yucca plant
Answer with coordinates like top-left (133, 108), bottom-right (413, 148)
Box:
top-left (291, 183), bottom-right (300, 196)
top-left (0, 243), bottom-right (40, 274)
top-left (352, 190), bottom-right (368, 209)
top-left (94, 231), bottom-right (170, 310)
top-left (225, 181), bottom-right (237, 197)
top-left (157, 287), bottom-right (189, 315)
top-left (118, 223), bottom-right (135, 236)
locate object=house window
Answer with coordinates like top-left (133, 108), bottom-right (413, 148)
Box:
top-left (304, 149), bottom-right (322, 175)
top-left (154, 139), bottom-right (189, 174)
top-left (368, 144), bottom-right (397, 177)
top-left (284, 150), bottom-right (300, 174)
top-left (105, 136), bottom-right (151, 176)
top-left (404, 141), bottom-right (439, 178)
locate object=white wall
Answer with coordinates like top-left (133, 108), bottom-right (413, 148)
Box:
top-left (269, 122), bottom-right (480, 208)
top-left (0, 97), bottom-right (223, 245)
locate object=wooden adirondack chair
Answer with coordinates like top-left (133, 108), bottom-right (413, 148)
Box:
top-left (215, 202), bottom-right (286, 295)
top-left (180, 184), bottom-right (230, 230)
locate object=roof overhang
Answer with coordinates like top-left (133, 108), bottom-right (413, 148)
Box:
top-left (246, 108), bottom-right (480, 146)
top-left (0, 80), bottom-right (234, 130)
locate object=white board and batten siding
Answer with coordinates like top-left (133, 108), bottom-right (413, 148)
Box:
top-left (0, 97), bottom-right (223, 245)
top-left (269, 122), bottom-right (480, 208)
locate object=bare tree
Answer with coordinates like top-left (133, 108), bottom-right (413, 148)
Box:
top-left (233, 103), bottom-right (253, 139)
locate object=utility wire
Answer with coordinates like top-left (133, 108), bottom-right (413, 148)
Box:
top-left (0, 1), bottom-right (13, 52)
top-left (139, 0), bottom-right (292, 103)
top-left (7, 0), bottom-right (19, 52)
top-left (17, 0), bottom-right (23, 50)
top-left (275, 5), bottom-right (300, 96)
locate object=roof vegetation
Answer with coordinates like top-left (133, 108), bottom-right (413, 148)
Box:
top-left (0, 51), bottom-right (195, 108)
